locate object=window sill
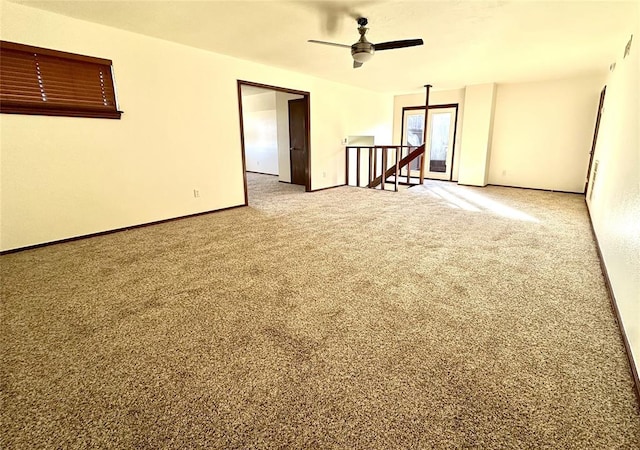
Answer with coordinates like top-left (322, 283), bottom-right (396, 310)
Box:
top-left (0, 105), bottom-right (123, 119)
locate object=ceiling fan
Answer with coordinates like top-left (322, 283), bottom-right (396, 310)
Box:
top-left (308, 17), bottom-right (423, 69)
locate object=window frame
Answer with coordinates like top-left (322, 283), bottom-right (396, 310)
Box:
top-left (0, 40), bottom-right (123, 119)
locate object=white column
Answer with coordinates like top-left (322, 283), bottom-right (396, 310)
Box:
top-left (458, 83), bottom-right (496, 186)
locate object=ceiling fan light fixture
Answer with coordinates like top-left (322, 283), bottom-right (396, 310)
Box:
top-left (352, 50), bottom-right (374, 63)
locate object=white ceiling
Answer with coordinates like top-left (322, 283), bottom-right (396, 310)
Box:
top-left (13, 0), bottom-right (637, 93)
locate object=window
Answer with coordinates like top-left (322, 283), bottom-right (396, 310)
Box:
top-left (0, 41), bottom-right (122, 119)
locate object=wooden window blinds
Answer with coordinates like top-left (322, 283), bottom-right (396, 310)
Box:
top-left (0, 41), bottom-right (122, 119)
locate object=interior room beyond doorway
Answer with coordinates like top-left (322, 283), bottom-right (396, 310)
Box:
top-left (238, 83), bottom-right (308, 191)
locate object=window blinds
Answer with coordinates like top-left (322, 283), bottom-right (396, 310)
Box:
top-left (0, 41), bottom-right (121, 119)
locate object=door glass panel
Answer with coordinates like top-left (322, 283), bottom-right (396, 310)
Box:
top-left (406, 113), bottom-right (424, 146)
top-left (429, 112), bottom-right (452, 173)
top-left (403, 112), bottom-right (423, 171)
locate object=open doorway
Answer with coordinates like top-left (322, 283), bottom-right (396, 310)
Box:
top-left (237, 80), bottom-right (311, 205)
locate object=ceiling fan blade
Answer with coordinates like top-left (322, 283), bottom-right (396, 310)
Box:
top-left (373, 39), bottom-right (424, 51)
top-left (353, 60), bottom-right (363, 69)
top-left (308, 40), bottom-right (352, 49)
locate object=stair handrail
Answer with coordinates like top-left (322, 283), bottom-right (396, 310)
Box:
top-left (345, 144), bottom-right (425, 191)
top-left (367, 144), bottom-right (425, 189)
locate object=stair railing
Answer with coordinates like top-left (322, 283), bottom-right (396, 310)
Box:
top-left (345, 144), bottom-right (426, 191)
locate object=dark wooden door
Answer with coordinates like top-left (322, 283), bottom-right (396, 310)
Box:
top-left (585, 86), bottom-right (606, 194)
top-left (288, 98), bottom-right (308, 186)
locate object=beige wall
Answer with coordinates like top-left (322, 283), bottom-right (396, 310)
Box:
top-left (394, 77), bottom-right (606, 191)
top-left (241, 91), bottom-right (278, 175)
top-left (312, 83), bottom-right (393, 186)
top-left (393, 88), bottom-right (465, 181)
top-left (0, 1), bottom-right (393, 250)
top-left (458, 83), bottom-right (496, 187)
top-left (489, 74), bottom-right (605, 192)
top-left (587, 27), bottom-right (639, 376)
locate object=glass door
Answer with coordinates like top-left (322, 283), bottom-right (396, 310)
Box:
top-left (401, 106), bottom-right (457, 181)
top-left (401, 110), bottom-right (424, 175)
top-left (425, 107), bottom-right (456, 180)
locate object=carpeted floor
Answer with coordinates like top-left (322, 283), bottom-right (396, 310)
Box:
top-left (2, 173), bottom-right (639, 448)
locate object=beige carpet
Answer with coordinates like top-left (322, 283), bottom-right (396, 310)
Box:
top-left (2, 173), bottom-right (639, 448)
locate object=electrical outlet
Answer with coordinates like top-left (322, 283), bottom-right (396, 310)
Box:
top-left (323, 171), bottom-right (327, 178)
top-left (502, 169), bottom-right (506, 176)
top-left (193, 189), bottom-right (200, 198)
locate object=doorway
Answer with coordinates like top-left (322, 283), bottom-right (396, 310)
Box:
top-left (237, 80), bottom-right (311, 205)
top-left (400, 104), bottom-right (459, 181)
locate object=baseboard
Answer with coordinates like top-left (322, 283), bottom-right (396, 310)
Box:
top-left (310, 183), bottom-right (346, 192)
top-left (487, 183), bottom-right (583, 195)
top-left (586, 204), bottom-right (640, 403)
top-left (246, 170), bottom-right (278, 176)
top-left (0, 204), bottom-right (246, 255)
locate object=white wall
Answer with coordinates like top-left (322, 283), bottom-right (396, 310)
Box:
top-left (393, 88), bottom-right (466, 181)
top-left (0, 1), bottom-right (393, 250)
top-left (313, 83), bottom-right (393, 186)
top-left (458, 83), bottom-right (496, 186)
top-left (242, 91), bottom-right (278, 175)
top-left (275, 92), bottom-right (303, 183)
top-left (489, 75), bottom-right (605, 192)
top-left (394, 77), bottom-right (606, 191)
top-left (345, 136), bottom-right (375, 187)
top-left (587, 28), bottom-right (639, 377)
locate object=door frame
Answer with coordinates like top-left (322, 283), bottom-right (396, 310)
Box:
top-left (400, 103), bottom-right (459, 182)
top-left (585, 86), bottom-right (606, 195)
top-left (237, 80), bottom-right (311, 205)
